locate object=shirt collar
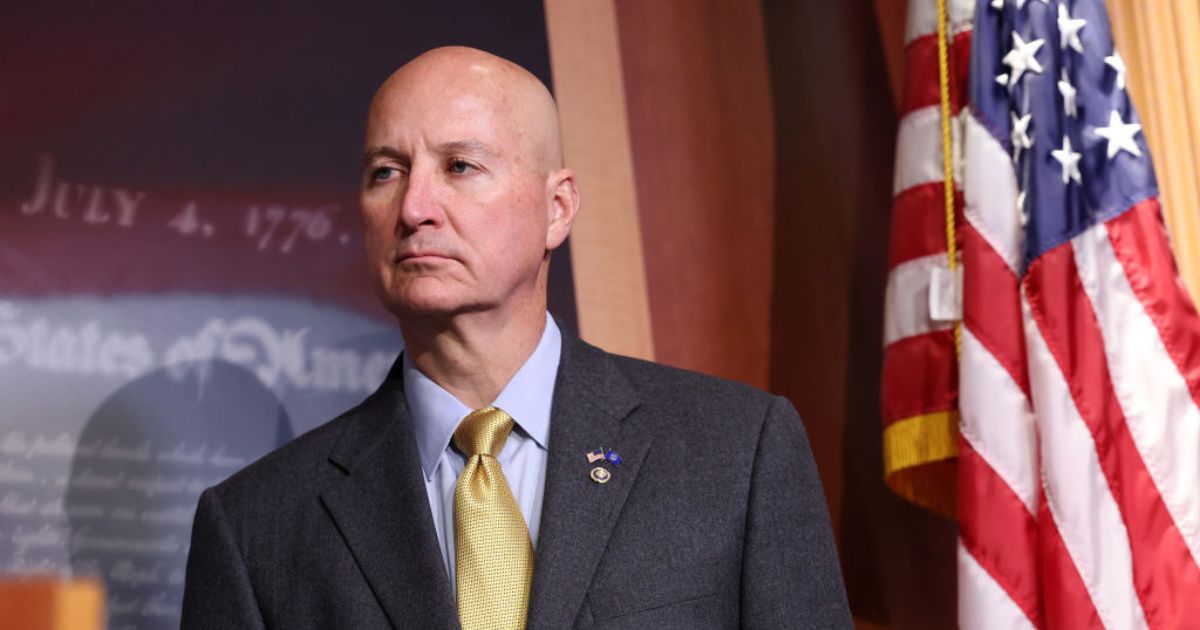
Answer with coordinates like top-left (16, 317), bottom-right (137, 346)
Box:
top-left (403, 313), bottom-right (561, 480)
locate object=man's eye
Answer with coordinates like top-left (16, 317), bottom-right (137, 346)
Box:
top-left (448, 159), bottom-right (474, 174)
top-left (371, 167), bottom-right (397, 182)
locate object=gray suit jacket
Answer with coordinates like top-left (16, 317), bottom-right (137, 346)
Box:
top-left (181, 332), bottom-right (851, 629)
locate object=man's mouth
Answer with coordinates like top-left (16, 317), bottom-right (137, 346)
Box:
top-left (395, 250), bottom-right (452, 264)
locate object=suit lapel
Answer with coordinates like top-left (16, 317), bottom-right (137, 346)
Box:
top-left (319, 367), bottom-right (459, 630)
top-left (526, 335), bottom-right (650, 630)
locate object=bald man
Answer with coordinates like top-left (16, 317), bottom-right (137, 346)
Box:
top-left (181, 47), bottom-right (850, 630)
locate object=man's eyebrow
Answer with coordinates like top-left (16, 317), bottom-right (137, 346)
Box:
top-left (362, 141), bottom-right (498, 165)
top-left (435, 139), bottom-right (498, 158)
top-left (362, 146), bottom-right (405, 166)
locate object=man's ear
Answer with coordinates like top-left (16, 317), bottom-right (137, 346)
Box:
top-left (546, 168), bottom-right (580, 251)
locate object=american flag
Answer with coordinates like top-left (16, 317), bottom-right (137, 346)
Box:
top-left (883, 0), bottom-right (1200, 627)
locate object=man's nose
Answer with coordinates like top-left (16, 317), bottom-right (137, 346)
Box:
top-left (397, 166), bottom-right (443, 232)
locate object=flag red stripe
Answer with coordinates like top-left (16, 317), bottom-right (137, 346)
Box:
top-left (901, 30), bottom-right (972, 119)
top-left (961, 222), bottom-right (1030, 398)
top-left (958, 437), bottom-right (1044, 629)
top-left (1024, 243), bottom-right (1200, 630)
top-left (1107, 198), bottom-right (1200, 413)
top-left (1036, 494), bottom-right (1106, 630)
top-left (881, 329), bottom-right (957, 426)
top-left (888, 182), bottom-right (963, 268)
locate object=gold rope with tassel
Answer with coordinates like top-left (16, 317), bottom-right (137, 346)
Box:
top-left (936, 0), bottom-right (962, 358)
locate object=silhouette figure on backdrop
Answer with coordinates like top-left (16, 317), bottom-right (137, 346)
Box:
top-left (68, 361), bottom-right (290, 630)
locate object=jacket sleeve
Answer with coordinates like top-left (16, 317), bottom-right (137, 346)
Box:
top-left (739, 396), bottom-right (853, 629)
top-left (181, 487), bottom-right (267, 630)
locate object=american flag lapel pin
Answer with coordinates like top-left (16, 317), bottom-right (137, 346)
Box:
top-left (587, 448), bottom-right (614, 484)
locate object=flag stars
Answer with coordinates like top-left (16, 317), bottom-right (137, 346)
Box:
top-left (1105, 51), bottom-right (1127, 91)
top-left (1002, 32), bottom-right (1046, 87)
top-left (1058, 70), bottom-right (1078, 117)
top-left (1017, 190), bottom-right (1028, 226)
top-left (1057, 4), bottom-right (1087, 53)
top-left (990, 0), bottom-right (1003, 9)
top-left (1011, 112), bottom-right (1034, 162)
top-left (1051, 135), bottom-right (1083, 185)
top-left (1095, 110), bottom-right (1143, 159)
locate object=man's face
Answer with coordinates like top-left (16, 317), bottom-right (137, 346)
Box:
top-left (360, 65), bottom-right (556, 320)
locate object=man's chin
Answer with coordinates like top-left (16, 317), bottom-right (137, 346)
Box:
top-left (380, 290), bottom-right (481, 320)
top-left (375, 276), bottom-right (468, 315)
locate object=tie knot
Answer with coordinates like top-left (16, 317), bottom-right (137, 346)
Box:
top-left (453, 406), bottom-right (514, 458)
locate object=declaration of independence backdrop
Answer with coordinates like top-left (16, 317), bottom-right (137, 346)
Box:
top-left (0, 3), bottom-right (574, 628)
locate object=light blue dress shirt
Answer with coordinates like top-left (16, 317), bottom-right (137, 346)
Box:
top-left (402, 313), bottom-right (561, 594)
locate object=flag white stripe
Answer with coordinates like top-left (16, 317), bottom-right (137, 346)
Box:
top-left (958, 539), bottom-right (1038, 630)
top-left (1023, 297), bottom-right (1150, 630)
top-left (963, 115), bottom-right (1023, 274)
top-left (893, 106), bottom-right (946, 196)
top-left (883, 253), bottom-right (955, 346)
top-left (905, 0), bottom-right (975, 44)
top-left (959, 326), bottom-right (1038, 515)
top-left (1072, 223), bottom-right (1200, 566)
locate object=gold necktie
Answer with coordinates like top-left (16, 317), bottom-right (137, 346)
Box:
top-left (453, 406), bottom-right (534, 630)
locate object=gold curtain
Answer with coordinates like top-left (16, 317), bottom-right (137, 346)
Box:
top-left (1108, 0), bottom-right (1200, 301)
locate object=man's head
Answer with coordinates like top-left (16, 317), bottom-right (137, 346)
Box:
top-left (360, 46), bottom-right (578, 325)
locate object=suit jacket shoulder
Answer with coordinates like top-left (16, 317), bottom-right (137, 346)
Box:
top-left (182, 360), bottom-right (458, 630)
top-left (608, 352), bottom-right (778, 421)
top-left (209, 410), bottom-right (346, 503)
top-left (201, 381), bottom-right (401, 540)
top-left (528, 335), bottom-right (850, 629)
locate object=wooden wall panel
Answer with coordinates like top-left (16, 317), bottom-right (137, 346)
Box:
top-left (543, 0), bottom-right (655, 360)
top-left (614, 0), bottom-right (776, 391)
top-left (872, 0), bottom-right (909, 112)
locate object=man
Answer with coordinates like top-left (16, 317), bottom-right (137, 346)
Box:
top-left (181, 46), bottom-right (850, 629)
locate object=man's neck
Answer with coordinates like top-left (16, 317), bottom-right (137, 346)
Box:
top-left (399, 304), bottom-right (548, 410)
